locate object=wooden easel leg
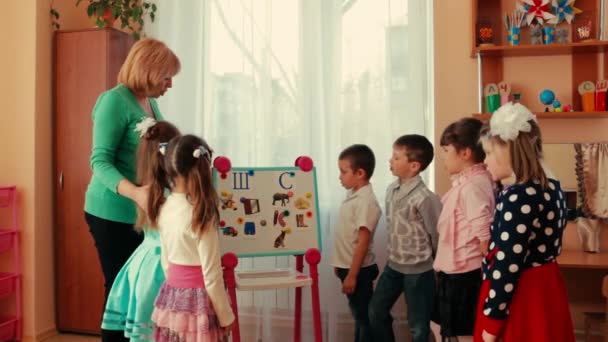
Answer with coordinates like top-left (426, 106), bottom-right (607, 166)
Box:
top-left (222, 253), bottom-right (240, 342)
top-left (305, 248), bottom-right (323, 342)
top-left (294, 254), bottom-right (304, 342)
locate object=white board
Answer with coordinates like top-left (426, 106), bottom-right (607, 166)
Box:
top-left (213, 166), bottom-right (322, 257)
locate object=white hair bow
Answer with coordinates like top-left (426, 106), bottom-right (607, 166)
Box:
top-left (489, 102), bottom-right (537, 141)
top-left (134, 117), bottom-right (157, 138)
top-left (159, 142), bottom-right (168, 156)
top-left (193, 145), bottom-right (211, 161)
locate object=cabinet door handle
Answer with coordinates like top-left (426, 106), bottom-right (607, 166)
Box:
top-left (59, 172), bottom-right (63, 191)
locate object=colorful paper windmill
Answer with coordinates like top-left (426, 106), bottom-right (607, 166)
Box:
top-left (549, 0), bottom-right (582, 24)
top-left (517, 0), bottom-right (556, 26)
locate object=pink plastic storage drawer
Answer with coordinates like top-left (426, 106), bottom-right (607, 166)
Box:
top-left (0, 317), bottom-right (17, 341)
top-left (0, 231), bottom-right (15, 255)
top-left (0, 274), bottom-right (18, 299)
top-left (0, 189), bottom-right (12, 208)
top-left (0, 187), bottom-right (16, 231)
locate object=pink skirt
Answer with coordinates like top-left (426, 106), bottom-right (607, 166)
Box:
top-left (152, 264), bottom-right (220, 342)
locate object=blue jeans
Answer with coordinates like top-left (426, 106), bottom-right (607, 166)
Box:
top-left (369, 265), bottom-right (435, 342)
top-left (336, 264), bottom-right (380, 342)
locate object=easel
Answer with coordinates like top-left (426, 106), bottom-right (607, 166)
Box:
top-left (222, 248), bottom-right (323, 342)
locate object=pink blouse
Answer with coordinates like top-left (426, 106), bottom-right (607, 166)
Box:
top-left (433, 164), bottom-right (495, 274)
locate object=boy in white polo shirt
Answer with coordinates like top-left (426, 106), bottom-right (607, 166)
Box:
top-left (331, 144), bottom-right (382, 342)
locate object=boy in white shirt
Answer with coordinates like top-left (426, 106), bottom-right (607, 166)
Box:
top-left (331, 144), bottom-right (382, 342)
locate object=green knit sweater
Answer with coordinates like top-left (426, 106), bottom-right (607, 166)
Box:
top-left (84, 84), bottom-right (163, 224)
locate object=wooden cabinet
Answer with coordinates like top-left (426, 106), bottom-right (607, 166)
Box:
top-left (54, 28), bottom-right (133, 334)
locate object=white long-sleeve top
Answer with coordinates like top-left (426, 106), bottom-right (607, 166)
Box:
top-left (158, 192), bottom-right (235, 327)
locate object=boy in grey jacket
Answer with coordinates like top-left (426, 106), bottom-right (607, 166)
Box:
top-left (369, 134), bottom-right (442, 342)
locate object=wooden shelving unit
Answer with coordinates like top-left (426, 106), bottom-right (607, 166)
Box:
top-left (558, 250), bottom-right (608, 269)
top-left (473, 111), bottom-right (608, 121)
top-left (472, 0), bottom-right (606, 113)
top-left (474, 40), bottom-right (608, 57)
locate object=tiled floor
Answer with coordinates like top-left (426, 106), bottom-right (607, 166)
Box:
top-left (43, 334), bottom-right (99, 342)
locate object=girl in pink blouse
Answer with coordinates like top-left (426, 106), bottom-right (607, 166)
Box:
top-left (433, 118), bottom-right (495, 341)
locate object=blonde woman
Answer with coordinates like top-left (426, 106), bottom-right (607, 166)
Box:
top-left (83, 38), bottom-right (180, 342)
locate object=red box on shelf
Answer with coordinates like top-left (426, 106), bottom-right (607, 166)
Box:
top-left (0, 273), bottom-right (19, 299)
top-left (0, 231), bottom-right (16, 255)
top-left (0, 317), bottom-right (18, 341)
top-left (0, 187), bottom-right (17, 231)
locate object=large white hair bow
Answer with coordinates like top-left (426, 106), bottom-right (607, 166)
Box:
top-left (134, 117), bottom-right (157, 138)
top-left (489, 102), bottom-right (537, 141)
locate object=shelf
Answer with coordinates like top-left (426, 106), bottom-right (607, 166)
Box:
top-left (558, 250), bottom-right (608, 269)
top-left (473, 111), bottom-right (608, 121)
top-left (473, 40), bottom-right (608, 57)
top-left (236, 268), bottom-right (312, 290)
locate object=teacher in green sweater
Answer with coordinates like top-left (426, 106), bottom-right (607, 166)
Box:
top-left (83, 38), bottom-right (180, 340)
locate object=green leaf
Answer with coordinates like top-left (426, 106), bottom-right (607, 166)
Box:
top-left (95, 17), bottom-right (105, 27)
top-left (87, 5), bottom-right (95, 17)
top-left (96, 6), bottom-right (105, 17)
top-left (151, 3), bottom-right (157, 11)
top-left (133, 6), bottom-right (141, 18)
top-left (133, 32), bottom-right (140, 40)
top-left (143, 3), bottom-right (150, 9)
top-left (150, 12), bottom-right (155, 22)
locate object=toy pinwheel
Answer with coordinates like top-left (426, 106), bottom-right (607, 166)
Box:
top-left (549, 0), bottom-right (582, 24)
top-left (517, 0), bottom-right (556, 26)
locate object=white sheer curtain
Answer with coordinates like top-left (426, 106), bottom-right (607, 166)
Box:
top-left (147, 1), bottom-right (433, 341)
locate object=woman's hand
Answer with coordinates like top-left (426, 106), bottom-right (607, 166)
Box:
top-left (132, 185), bottom-right (150, 212)
top-left (117, 180), bottom-right (149, 212)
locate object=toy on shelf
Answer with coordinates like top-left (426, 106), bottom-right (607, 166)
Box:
top-left (540, 89), bottom-right (556, 111)
top-left (578, 81), bottom-right (596, 111)
top-left (477, 18), bottom-right (495, 46)
top-left (556, 27), bottom-right (569, 43)
top-left (513, 93), bottom-right (522, 103)
top-left (539, 89), bottom-right (573, 112)
top-left (595, 80), bottom-right (607, 111)
top-left (530, 24), bottom-right (543, 44)
top-left (484, 83), bottom-right (501, 113)
top-left (553, 100), bottom-right (563, 112)
top-left (550, 0), bottom-right (582, 24)
top-left (505, 11), bottom-right (524, 46)
top-left (498, 81), bottom-right (512, 105)
top-left (573, 14), bottom-right (593, 41)
top-left (543, 26), bottom-right (556, 44)
top-left (517, 0), bottom-right (556, 26)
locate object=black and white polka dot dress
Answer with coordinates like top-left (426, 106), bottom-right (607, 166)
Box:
top-left (473, 179), bottom-right (575, 342)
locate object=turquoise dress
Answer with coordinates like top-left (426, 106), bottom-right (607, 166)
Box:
top-left (102, 229), bottom-right (165, 341)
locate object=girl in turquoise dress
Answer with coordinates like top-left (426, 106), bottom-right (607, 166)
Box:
top-left (101, 119), bottom-right (180, 341)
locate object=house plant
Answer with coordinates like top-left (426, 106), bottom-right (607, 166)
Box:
top-left (75, 0), bottom-right (157, 40)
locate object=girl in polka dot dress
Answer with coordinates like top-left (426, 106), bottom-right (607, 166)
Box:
top-left (473, 103), bottom-right (574, 342)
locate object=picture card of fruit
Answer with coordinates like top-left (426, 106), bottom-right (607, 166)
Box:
top-left (213, 166), bottom-right (322, 257)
